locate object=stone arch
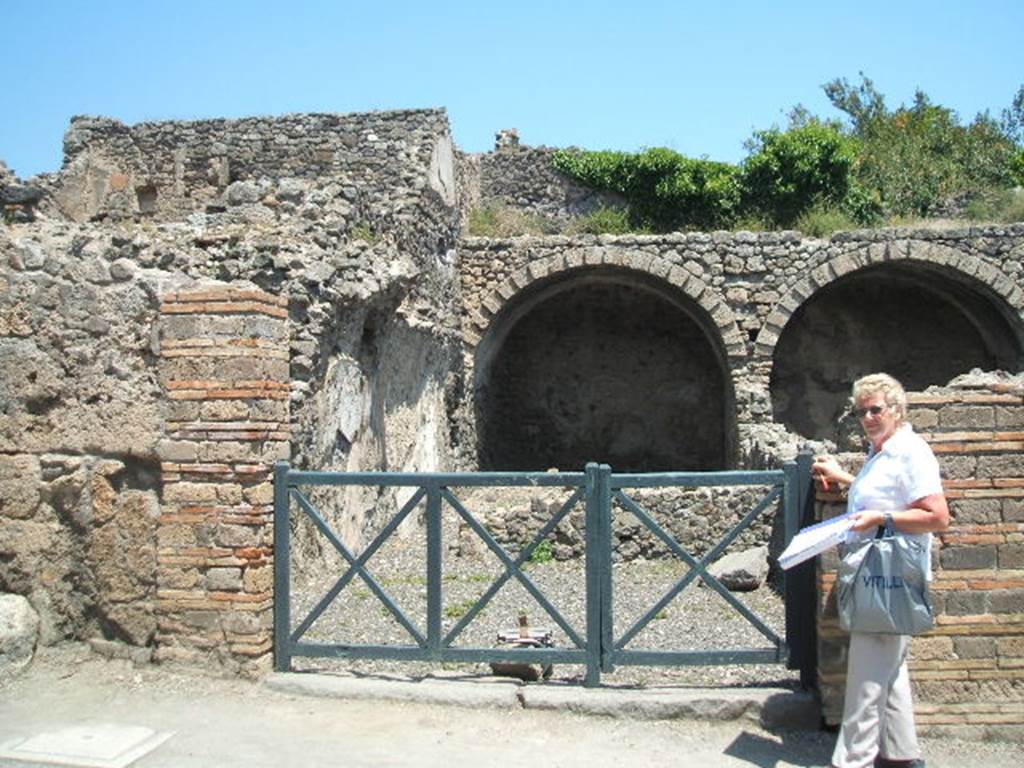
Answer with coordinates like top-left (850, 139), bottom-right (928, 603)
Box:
top-left (465, 250), bottom-right (746, 360)
top-left (470, 252), bottom-right (741, 471)
top-left (754, 240), bottom-right (1024, 359)
top-left (759, 241), bottom-right (1024, 441)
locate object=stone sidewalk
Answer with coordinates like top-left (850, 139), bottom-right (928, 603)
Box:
top-left (2, 645), bottom-right (1022, 768)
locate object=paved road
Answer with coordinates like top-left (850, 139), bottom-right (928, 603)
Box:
top-left (1, 645), bottom-right (1021, 767)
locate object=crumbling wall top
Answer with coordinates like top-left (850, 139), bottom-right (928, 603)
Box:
top-left (39, 108), bottom-right (456, 224)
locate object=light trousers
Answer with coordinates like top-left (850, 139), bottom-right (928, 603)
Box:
top-left (832, 632), bottom-right (921, 768)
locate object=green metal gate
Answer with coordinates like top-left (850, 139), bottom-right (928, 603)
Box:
top-left (273, 457), bottom-right (816, 686)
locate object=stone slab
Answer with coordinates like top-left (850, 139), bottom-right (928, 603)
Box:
top-left (0, 723), bottom-right (174, 768)
top-left (264, 671), bottom-right (522, 709)
top-left (263, 672), bottom-right (820, 730)
top-left (522, 684), bottom-right (819, 729)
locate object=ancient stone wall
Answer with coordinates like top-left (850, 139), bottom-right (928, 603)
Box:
top-left (816, 381), bottom-right (1024, 738)
top-left (0, 218), bottom-right (294, 672)
top-left (0, 223), bottom-right (166, 646)
top-left (456, 135), bottom-right (624, 229)
top-left (1, 107), bottom-right (465, 668)
top-left (457, 227), bottom-right (1024, 470)
top-left (38, 109), bottom-right (457, 226)
top-left (457, 485), bottom-right (781, 563)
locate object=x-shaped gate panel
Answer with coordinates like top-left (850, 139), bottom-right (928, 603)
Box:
top-left (273, 460), bottom-right (814, 686)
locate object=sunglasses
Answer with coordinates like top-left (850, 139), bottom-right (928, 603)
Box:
top-left (853, 405), bottom-right (888, 419)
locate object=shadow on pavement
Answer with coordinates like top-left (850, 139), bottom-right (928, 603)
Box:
top-left (723, 729), bottom-right (833, 767)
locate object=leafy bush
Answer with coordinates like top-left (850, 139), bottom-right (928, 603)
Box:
top-left (739, 121), bottom-right (870, 228)
top-left (964, 188), bottom-right (1024, 223)
top-left (553, 147), bottom-right (740, 232)
top-left (838, 179), bottom-right (885, 226)
top-left (543, 75), bottom-right (1022, 235)
top-left (1010, 149), bottom-right (1024, 186)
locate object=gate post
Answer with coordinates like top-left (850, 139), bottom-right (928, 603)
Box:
top-left (425, 482), bottom-right (443, 658)
top-left (273, 460), bottom-right (291, 672)
top-left (598, 464), bottom-right (614, 674)
top-left (583, 463), bottom-right (604, 686)
top-left (784, 450), bottom-right (818, 689)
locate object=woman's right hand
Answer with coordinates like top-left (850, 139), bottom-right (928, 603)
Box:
top-left (812, 455), bottom-right (851, 491)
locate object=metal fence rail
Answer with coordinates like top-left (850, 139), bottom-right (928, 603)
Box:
top-left (273, 457), bottom-right (815, 687)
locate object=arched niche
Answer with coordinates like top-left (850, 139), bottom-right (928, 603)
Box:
top-left (474, 267), bottom-right (735, 471)
top-left (770, 262), bottom-right (1024, 441)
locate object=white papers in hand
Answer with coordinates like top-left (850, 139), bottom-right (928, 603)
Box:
top-left (778, 512), bottom-right (855, 570)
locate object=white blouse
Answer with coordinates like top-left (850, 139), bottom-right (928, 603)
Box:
top-left (845, 424), bottom-right (944, 578)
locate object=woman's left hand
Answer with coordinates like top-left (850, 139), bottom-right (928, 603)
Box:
top-left (849, 510), bottom-right (885, 532)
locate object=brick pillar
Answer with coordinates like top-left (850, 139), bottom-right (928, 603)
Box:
top-left (816, 383), bottom-right (1024, 738)
top-left (155, 286), bottom-right (289, 674)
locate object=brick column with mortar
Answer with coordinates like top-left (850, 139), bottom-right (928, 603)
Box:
top-left (155, 286), bottom-right (289, 674)
top-left (816, 381), bottom-right (1024, 739)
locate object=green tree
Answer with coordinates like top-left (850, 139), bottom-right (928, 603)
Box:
top-left (1000, 85), bottom-right (1024, 144)
top-left (1002, 86), bottom-right (1024, 185)
top-left (824, 74), bottom-right (1021, 216)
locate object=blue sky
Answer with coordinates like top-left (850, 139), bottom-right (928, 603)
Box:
top-left (2, 1), bottom-right (1022, 178)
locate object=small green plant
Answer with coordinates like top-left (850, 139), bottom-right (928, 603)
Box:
top-left (444, 598), bottom-right (481, 619)
top-left (349, 222), bottom-right (380, 244)
top-left (443, 571), bottom-right (491, 584)
top-left (565, 206), bottom-right (633, 235)
top-left (466, 205), bottom-right (502, 236)
top-left (466, 202), bottom-right (560, 237)
top-left (794, 204), bottom-right (860, 237)
top-left (528, 540), bottom-right (555, 564)
top-left (731, 215), bottom-right (772, 232)
top-left (654, 609), bottom-right (670, 620)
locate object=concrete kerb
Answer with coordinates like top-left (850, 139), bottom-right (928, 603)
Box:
top-left (263, 673), bottom-right (821, 731)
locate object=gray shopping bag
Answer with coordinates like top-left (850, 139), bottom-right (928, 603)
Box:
top-left (837, 520), bottom-right (934, 635)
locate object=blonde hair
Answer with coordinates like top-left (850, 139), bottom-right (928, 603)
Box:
top-left (851, 372), bottom-right (907, 423)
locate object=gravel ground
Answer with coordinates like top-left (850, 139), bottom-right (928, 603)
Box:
top-left (287, 514), bottom-right (799, 689)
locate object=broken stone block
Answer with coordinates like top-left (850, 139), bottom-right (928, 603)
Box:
top-left (0, 593), bottom-right (40, 679)
top-left (703, 545), bottom-right (769, 592)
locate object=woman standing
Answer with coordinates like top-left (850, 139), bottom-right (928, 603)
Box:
top-left (813, 373), bottom-right (949, 768)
